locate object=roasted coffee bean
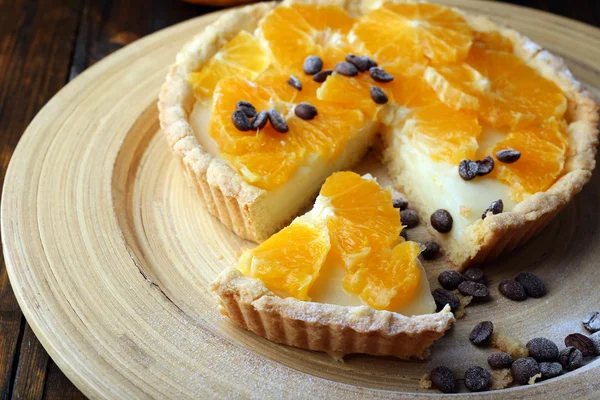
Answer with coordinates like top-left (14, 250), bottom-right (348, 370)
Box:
top-left (464, 366), bottom-right (491, 392)
top-left (511, 357), bottom-right (541, 384)
top-left (463, 267), bottom-right (486, 285)
top-left (459, 159), bottom-right (479, 180)
top-left (496, 149), bottom-right (521, 164)
top-left (591, 331), bottom-right (600, 355)
top-left (565, 333), bottom-right (596, 356)
top-left (312, 69), bottom-right (333, 83)
top-left (498, 280), bottom-right (527, 301)
top-left (583, 311), bottom-right (600, 333)
top-left (477, 156), bottom-right (495, 176)
top-left (360, 56), bottom-right (377, 70)
top-left (267, 109), bottom-right (289, 133)
top-left (345, 54), bottom-right (377, 72)
top-left (482, 199), bottom-right (503, 219)
top-left (303, 55), bottom-right (323, 75)
top-left (335, 61), bottom-right (359, 76)
top-left (458, 281), bottom-right (489, 298)
top-left (421, 241), bottom-right (440, 260)
top-left (431, 209), bottom-right (453, 233)
top-left (438, 270), bottom-right (464, 290)
top-left (515, 272), bottom-right (546, 298)
top-left (294, 102), bottom-right (318, 120)
top-left (432, 288), bottom-right (459, 312)
top-left (469, 321), bottom-right (494, 345)
top-left (487, 352), bottom-right (514, 369)
top-left (231, 109), bottom-right (252, 131)
top-left (400, 230), bottom-right (408, 241)
top-left (369, 66), bottom-right (395, 82)
top-left (236, 101), bottom-right (257, 118)
top-left (391, 192), bottom-right (408, 210)
top-left (287, 75), bottom-right (302, 91)
top-left (251, 111), bottom-right (268, 130)
top-left (370, 86), bottom-right (388, 104)
top-left (540, 362), bottom-right (562, 380)
top-left (429, 366), bottom-right (458, 394)
top-left (558, 347), bottom-right (583, 371)
top-left (400, 209), bottom-right (419, 228)
top-left (527, 338), bottom-right (559, 362)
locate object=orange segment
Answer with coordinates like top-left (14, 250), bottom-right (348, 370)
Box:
top-left (473, 30), bottom-right (514, 52)
top-left (423, 64), bottom-right (484, 111)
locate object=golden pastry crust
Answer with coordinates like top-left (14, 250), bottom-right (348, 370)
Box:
top-left (211, 268), bottom-right (455, 359)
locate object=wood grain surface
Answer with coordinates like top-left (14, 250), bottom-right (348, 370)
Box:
top-left (1, 0), bottom-right (600, 398)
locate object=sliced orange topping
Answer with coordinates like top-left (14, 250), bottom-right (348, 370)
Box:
top-left (473, 30), bottom-right (514, 52)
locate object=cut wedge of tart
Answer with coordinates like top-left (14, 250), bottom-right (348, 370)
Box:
top-left (212, 172), bottom-right (454, 359)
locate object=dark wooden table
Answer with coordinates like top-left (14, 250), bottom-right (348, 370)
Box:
top-left (0, 0), bottom-right (597, 398)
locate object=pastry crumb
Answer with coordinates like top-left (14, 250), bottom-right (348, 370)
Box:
top-left (490, 368), bottom-right (513, 390)
top-left (528, 373), bottom-right (542, 385)
top-left (419, 373), bottom-right (433, 389)
top-left (453, 293), bottom-right (473, 319)
top-left (491, 331), bottom-right (529, 359)
top-left (327, 351), bottom-right (345, 363)
top-left (216, 254), bottom-right (224, 260)
top-left (459, 206), bottom-right (472, 218)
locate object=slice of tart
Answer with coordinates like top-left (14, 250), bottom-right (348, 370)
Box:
top-left (212, 172), bottom-right (455, 359)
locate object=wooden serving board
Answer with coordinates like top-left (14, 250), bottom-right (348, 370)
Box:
top-left (3, 1), bottom-right (600, 398)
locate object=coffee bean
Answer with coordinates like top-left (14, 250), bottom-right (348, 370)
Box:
top-left (345, 54), bottom-right (377, 72)
top-left (464, 366), bottom-right (491, 392)
top-left (231, 109), bottom-right (252, 131)
top-left (287, 75), bottom-right (302, 91)
top-left (312, 69), bottom-right (333, 83)
top-left (438, 270), bottom-right (464, 290)
top-left (429, 366), bottom-right (458, 394)
top-left (369, 66), bottom-right (394, 82)
top-left (477, 156), bottom-right (495, 176)
top-left (463, 267), bottom-right (486, 285)
top-left (400, 229), bottom-right (408, 241)
top-left (558, 347), bottom-right (583, 371)
top-left (431, 209), bottom-right (453, 233)
top-left (458, 281), bottom-right (489, 298)
top-left (498, 280), bottom-right (527, 301)
top-left (591, 331), bottom-right (600, 355)
top-left (482, 199), bottom-right (503, 219)
top-left (391, 191), bottom-right (408, 210)
top-left (487, 352), bottom-right (514, 369)
top-left (583, 311), bottom-right (600, 333)
top-left (515, 272), bottom-right (546, 298)
top-left (370, 86), bottom-right (388, 104)
top-left (303, 55), bottom-right (323, 75)
top-left (565, 333), bottom-right (595, 356)
top-left (294, 102), bottom-right (318, 120)
top-left (469, 321), bottom-right (494, 345)
top-left (335, 61), bottom-right (358, 77)
top-left (539, 362), bottom-right (562, 380)
top-left (459, 159), bottom-right (479, 180)
top-left (496, 149), bottom-right (521, 164)
top-left (400, 209), bottom-right (419, 229)
top-left (267, 109), bottom-right (288, 133)
top-left (511, 357), bottom-right (541, 384)
top-left (432, 288), bottom-right (459, 312)
top-left (526, 338), bottom-right (559, 362)
top-left (421, 241), bottom-right (440, 260)
top-left (236, 101), bottom-right (257, 118)
top-left (251, 111), bottom-right (268, 130)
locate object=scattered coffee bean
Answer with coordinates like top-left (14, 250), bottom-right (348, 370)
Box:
top-left (231, 109), bottom-right (252, 131)
top-left (496, 149), bottom-right (521, 164)
top-left (583, 311), bottom-right (600, 333)
top-left (463, 267), bottom-right (486, 285)
top-left (312, 69), bottom-right (333, 83)
top-left (287, 75), bottom-right (302, 91)
top-left (391, 191), bottom-right (408, 210)
top-left (590, 331), bottom-right (600, 355)
top-left (294, 102), bottom-right (318, 120)
top-left (558, 347), bottom-right (583, 371)
top-left (438, 270), bottom-right (464, 290)
top-left (459, 159), bottom-right (479, 180)
top-left (539, 362), bottom-right (562, 380)
top-left (429, 366), bottom-right (458, 394)
top-left (400, 229), bottom-right (408, 241)
top-left (458, 281), bottom-right (489, 298)
top-left (464, 366), bottom-right (491, 392)
top-left (303, 55), bottom-right (323, 75)
top-left (370, 86), bottom-right (388, 104)
top-left (345, 54), bottom-right (376, 72)
top-left (488, 352), bottom-right (514, 369)
top-left (469, 321), bottom-right (494, 345)
top-left (400, 209), bottom-right (419, 229)
top-left (236, 101), bottom-right (257, 118)
top-left (515, 272), bottom-right (546, 298)
top-left (421, 241), bottom-right (440, 260)
top-left (526, 338), bottom-right (559, 362)
top-left (477, 156), bottom-right (495, 176)
top-left (432, 288), bottom-right (459, 312)
top-left (360, 56), bottom-right (377, 70)
top-left (250, 111), bottom-right (268, 130)
top-left (511, 357), bottom-right (541, 384)
top-left (498, 280), bottom-right (527, 301)
top-left (267, 109), bottom-right (289, 133)
top-left (482, 199), bottom-right (503, 219)
top-left (335, 61), bottom-right (359, 76)
top-left (565, 333), bottom-right (596, 356)
top-left (369, 66), bottom-right (394, 82)
top-left (431, 209), bottom-right (453, 233)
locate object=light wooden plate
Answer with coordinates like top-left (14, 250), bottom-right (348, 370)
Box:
top-left (3, 1), bottom-right (600, 398)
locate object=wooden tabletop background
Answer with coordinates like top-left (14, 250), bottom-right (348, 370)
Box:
top-left (0, 0), bottom-right (598, 398)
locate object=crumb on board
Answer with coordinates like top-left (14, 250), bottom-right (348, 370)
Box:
top-left (529, 373), bottom-right (542, 385)
top-left (419, 373), bottom-right (432, 389)
top-left (491, 331), bottom-right (529, 359)
top-left (491, 368), bottom-right (513, 390)
top-left (453, 293), bottom-right (473, 319)
top-left (216, 254), bottom-right (224, 260)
